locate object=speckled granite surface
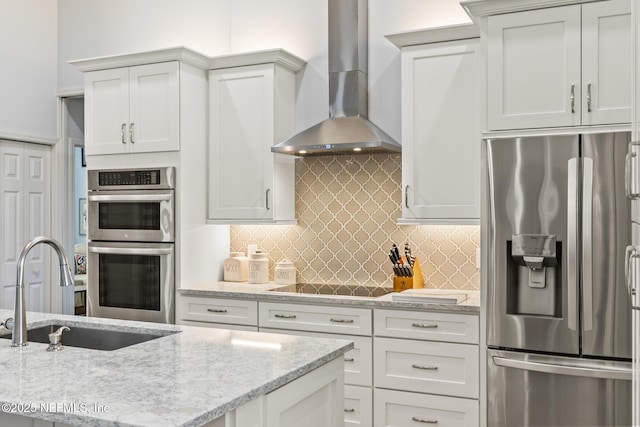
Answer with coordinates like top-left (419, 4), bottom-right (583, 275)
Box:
top-left (0, 310), bottom-right (352, 427)
top-left (179, 282), bottom-right (481, 313)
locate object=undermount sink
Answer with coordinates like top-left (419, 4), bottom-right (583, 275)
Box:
top-left (0, 324), bottom-right (178, 351)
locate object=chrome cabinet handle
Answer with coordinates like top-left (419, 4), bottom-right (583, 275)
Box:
top-left (412, 364), bottom-right (438, 370)
top-left (344, 408), bottom-right (355, 413)
top-left (405, 185), bottom-right (409, 208)
top-left (625, 246), bottom-right (640, 310)
top-left (274, 314), bottom-right (296, 319)
top-left (625, 142), bottom-right (640, 199)
top-left (129, 123), bottom-right (135, 143)
top-left (266, 189), bottom-right (270, 210)
top-left (343, 357), bottom-right (355, 362)
top-left (586, 83), bottom-right (592, 113)
top-left (412, 322), bottom-right (438, 329)
top-left (330, 318), bottom-right (354, 324)
top-left (412, 417), bottom-right (438, 424)
top-left (207, 308), bottom-right (227, 313)
top-left (121, 124), bottom-right (126, 144)
top-left (570, 84), bottom-right (575, 113)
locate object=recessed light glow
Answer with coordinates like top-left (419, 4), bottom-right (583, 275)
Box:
top-left (299, 150), bottom-right (307, 154)
top-left (353, 147), bottom-right (362, 152)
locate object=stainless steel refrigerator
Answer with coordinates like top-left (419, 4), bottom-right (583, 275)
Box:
top-left (485, 132), bottom-right (633, 427)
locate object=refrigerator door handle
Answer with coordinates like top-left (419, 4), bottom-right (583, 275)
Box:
top-left (582, 158), bottom-right (594, 331)
top-left (567, 158), bottom-right (579, 331)
top-left (492, 356), bottom-right (632, 381)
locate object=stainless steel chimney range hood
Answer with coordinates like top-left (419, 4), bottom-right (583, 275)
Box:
top-left (271, 0), bottom-right (401, 156)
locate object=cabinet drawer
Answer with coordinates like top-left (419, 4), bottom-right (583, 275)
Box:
top-left (259, 302), bottom-right (372, 336)
top-left (261, 328), bottom-right (372, 387)
top-left (344, 385), bottom-right (372, 427)
top-left (374, 388), bottom-right (479, 427)
top-left (178, 320), bottom-right (258, 332)
top-left (374, 337), bottom-right (479, 398)
top-left (374, 309), bottom-right (479, 344)
top-left (177, 296), bottom-right (257, 326)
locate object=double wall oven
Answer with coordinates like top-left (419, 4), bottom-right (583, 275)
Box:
top-left (87, 167), bottom-right (175, 323)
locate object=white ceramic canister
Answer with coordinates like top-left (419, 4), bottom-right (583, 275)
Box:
top-left (223, 252), bottom-right (249, 282)
top-left (248, 251), bottom-right (269, 284)
top-left (275, 259), bottom-right (296, 285)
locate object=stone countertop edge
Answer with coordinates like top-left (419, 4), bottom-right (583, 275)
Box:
top-left (0, 310), bottom-right (353, 427)
top-left (178, 282), bottom-right (481, 314)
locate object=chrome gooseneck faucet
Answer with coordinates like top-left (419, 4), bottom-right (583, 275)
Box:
top-left (6, 236), bottom-right (74, 347)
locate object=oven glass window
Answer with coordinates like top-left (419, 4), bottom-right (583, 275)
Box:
top-left (98, 254), bottom-right (160, 311)
top-left (98, 202), bottom-right (160, 230)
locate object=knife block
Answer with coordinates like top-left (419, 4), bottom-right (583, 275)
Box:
top-left (392, 257), bottom-right (425, 292)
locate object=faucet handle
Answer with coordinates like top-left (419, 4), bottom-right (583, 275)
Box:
top-left (47, 326), bottom-right (70, 352)
top-left (1, 318), bottom-right (14, 331)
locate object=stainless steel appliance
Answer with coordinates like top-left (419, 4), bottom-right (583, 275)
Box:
top-left (87, 167), bottom-right (175, 323)
top-left (485, 132), bottom-right (632, 427)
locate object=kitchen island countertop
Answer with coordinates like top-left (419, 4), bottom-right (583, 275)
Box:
top-left (0, 310), bottom-right (352, 427)
top-left (178, 282), bottom-right (480, 313)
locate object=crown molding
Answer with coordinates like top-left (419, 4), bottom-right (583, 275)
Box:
top-left (385, 23), bottom-right (479, 49)
top-left (69, 46), bottom-right (211, 72)
top-left (209, 49), bottom-right (306, 72)
top-left (462, 0), bottom-right (600, 20)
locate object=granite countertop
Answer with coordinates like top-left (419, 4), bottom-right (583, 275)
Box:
top-left (0, 310), bottom-right (352, 427)
top-left (178, 282), bottom-right (480, 314)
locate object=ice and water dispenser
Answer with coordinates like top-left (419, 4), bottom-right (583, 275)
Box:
top-left (507, 234), bottom-right (562, 317)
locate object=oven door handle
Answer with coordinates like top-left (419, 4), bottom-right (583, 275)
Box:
top-left (88, 194), bottom-right (173, 202)
top-left (88, 246), bottom-right (173, 256)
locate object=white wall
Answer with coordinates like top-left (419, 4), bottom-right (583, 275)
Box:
top-left (57, 0), bottom-right (231, 92)
top-left (0, 0), bottom-right (58, 144)
top-left (57, 0), bottom-right (471, 144)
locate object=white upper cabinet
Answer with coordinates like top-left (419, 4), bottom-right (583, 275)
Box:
top-left (71, 48), bottom-right (210, 157)
top-left (487, 0), bottom-right (631, 131)
top-left (84, 62), bottom-right (180, 155)
top-left (388, 26), bottom-right (481, 224)
top-left (207, 50), bottom-right (305, 224)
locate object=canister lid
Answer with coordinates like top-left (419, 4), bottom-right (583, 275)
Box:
top-left (229, 252), bottom-right (245, 257)
top-left (276, 259), bottom-right (294, 267)
top-left (250, 251), bottom-right (268, 260)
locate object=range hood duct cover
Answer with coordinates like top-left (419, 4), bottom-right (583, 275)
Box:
top-left (272, 0), bottom-right (401, 156)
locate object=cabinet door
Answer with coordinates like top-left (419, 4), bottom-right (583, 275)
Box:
top-left (401, 39), bottom-right (480, 222)
top-left (581, 0), bottom-right (631, 125)
top-left (129, 62), bottom-right (180, 153)
top-left (487, 6), bottom-right (581, 130)
top-left (209, 64), bottom-right (275, 220)
top-left (84, 68), bottom-right (129, 155)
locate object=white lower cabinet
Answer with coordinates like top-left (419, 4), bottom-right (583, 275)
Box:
top-left (176, 296), bottom-right (258, 329)
top-left (374, 309), bottom-right (480, 426)
top-left (374, 388), bottom-right (479, 427)
top-left (344, 385), bottom-right (373, 426)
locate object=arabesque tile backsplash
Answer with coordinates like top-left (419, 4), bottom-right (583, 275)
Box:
top-left (230, 154), bottom-right (480, 291)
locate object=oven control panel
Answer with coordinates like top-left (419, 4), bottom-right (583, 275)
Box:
top-left (88, 167), bottom-right (175, 190)
top-left (99, 170), bottom-right (160, 186)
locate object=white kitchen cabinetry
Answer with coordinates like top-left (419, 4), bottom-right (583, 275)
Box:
top-left (176, 295), bottom-right (258, 332)
top-left (71, 47), bottom-right (212, 159)
top-left (373, 309), bottom-right (480, 427)
top-left (258, 302), bottom-right (372, 427)
top-left (0, 141), bottom-right (50, 312)
top-left (487, 0), bottom-right (631, 130)
top-left (387, 26), bottom-right (481, 224)
top-left (208, 51), bottom-right (305, 224)
top-left (84, 62), bottom-right (179, 155)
